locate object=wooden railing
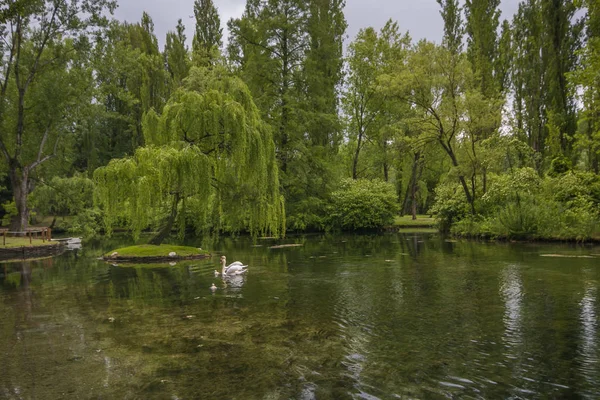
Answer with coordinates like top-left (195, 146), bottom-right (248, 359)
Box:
top-left (0, 228), bottom-right (52, 246)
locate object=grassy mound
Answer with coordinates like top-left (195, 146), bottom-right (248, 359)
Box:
top-left (105, 244), bottom-right (208, 259)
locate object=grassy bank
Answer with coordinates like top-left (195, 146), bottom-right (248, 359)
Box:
top-left (394, 215), bottom-right (436, 228)
top-left (1, 237), bottom-right (61, 249)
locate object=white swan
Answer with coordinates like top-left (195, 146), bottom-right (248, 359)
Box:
top-left (220, 255), bottom-right (248, 276)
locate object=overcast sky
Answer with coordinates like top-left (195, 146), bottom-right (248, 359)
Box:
top-left (112, 0), bottom-right (522, 48)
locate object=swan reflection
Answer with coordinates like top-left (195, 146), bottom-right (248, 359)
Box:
top-left (222, 273), bottom-right (246, 289)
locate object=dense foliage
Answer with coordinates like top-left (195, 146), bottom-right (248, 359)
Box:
top-left (328, 179), bottom-right (398, 231)
top-left (94, 67), bottom-right (284, 243)
top-left (441, 169), bottom-right (600, 240)
top-left (2, 0), bottom-right (600, 242)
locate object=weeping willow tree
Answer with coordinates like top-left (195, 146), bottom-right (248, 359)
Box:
top-left (94, 67), bottom-right (285, 244)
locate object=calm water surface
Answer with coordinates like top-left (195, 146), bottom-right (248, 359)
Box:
top-left (1, 233), bottom-right (599, 399)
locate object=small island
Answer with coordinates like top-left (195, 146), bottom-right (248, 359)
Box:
top-left (103, 244), bottom-right (211, 263)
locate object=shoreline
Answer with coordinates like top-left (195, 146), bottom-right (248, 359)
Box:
top-left (0, 242), bottom-right (65, 261)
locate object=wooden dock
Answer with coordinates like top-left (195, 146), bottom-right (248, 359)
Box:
top-left (1, 227), bottom-right (52, 246)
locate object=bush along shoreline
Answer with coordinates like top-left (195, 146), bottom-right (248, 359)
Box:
top-left (430, 168), bottom-right (600, 243)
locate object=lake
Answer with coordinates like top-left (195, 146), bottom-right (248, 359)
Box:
top-left (1, 233), bottom-right (599, 399)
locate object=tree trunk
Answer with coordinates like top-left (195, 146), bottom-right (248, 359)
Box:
top-left (352, 130), bottom-right (363, 180)
top-left (411, 183), bottom-right (417, 220)
top-left (9, 166), bottom-right (29, 233)
top-left (483, 167), bottom-right (487, 194)
top-left (441, 141), bottom-right (476, 215)
top-left (149, 193), bottom-right (180, 245)
top-left (411, 152), bottom-right (424, 220)
top-left (402, 152), bottom-right (421, 216)
top-left (382, 138), bottom-right (389, 182)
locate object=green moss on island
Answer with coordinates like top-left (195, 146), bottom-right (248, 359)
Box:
top-left (104, 244), bottom-right (210, 262)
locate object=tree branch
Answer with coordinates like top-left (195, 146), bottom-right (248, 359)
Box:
top-left (28, 133), bottom-right (60, 171)
top-left (35, 123), bottom-right (52, 164)
top-left (24, 4), bottom-right (59, 92)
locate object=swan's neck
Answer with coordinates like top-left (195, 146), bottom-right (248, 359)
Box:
top-left (221, 257), bottom-right (227, 274)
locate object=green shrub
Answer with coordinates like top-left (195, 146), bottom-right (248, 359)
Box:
top-left (327, 179), bottom-right (399, 231)
top-left (68, 208), bottom-right (104, 238)
top-left (451, 215), bottom-right (503, 238)
top-left (30, 174), bottom-right (94, 217)
top-left (286, 197), bottom-right (328, 232)
top-left (497, 197), bottom-right (541, 239)
top-left (1, 201), bottom-right (17, 227)
top-left (548, 156), bottom-right (572, 177)
top-left (429, 181), bottom-right (470, 233)
top-left (29, 174), bottom-right (100, 237)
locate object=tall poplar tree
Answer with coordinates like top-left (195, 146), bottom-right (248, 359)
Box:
top-left (464, 0), bottom-right (501, 97)
top-left (192, 0), bottom-right (223, 64)
top-left (437, 0), bottom-right (464, 56)
top-left (464, 0), bottom-right (504, 193)
top-left (569, 0), bottom-right (600, 172)
top-left (165, 19), bottom-right (190, 89)
top-left (229, 0), bottom-right (347, 229)
top-left (511, 0), bottom-right (545, 156)
top-left (229, 0), bottom-right (314, 228)
top-left (541, 0), bottom-right (582, 156)
top-left (512, 0), bottom-right (581, 162)
top-left (304, 0), bottom-right (346, 149)
top-left (295, 0), bottom-right (347, 227)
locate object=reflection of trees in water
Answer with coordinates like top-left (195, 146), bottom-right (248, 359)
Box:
top-left (0, 260), bottom-right (111, 398)
top-left (579, 278), bottom-right (599, 394)
top-left (500, 264), bottom-right (530, 395)
top-left (500, 264), bottom-right (524, 349)
top-left (3, 236), bottom-right (600, 398)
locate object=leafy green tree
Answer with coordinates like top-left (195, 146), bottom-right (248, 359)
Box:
top-left (383, 40), bottom-right (501, 216)
top-left (295, 0), bottom-right (347, 224)
top-left (31, 175), bottom-right (94, 220)
top-left (29, 174), bottom-right (100, 236)
top-left (569, 0), bottom-right (600, 173)
top-left (78, 15), bottom-right (170, 173)
top-left (541, 0), bottom-right (582, 157)
top-left (304, 0), bottom-right (346, 149)
top-left (511, 0), bottom-right (582, 163)
top-left (94, 67), bottom-right (284, 244)
top-left (495, 20), bottom-right (513, 94)
top-left (165, 19), bottom-right (191, 89)
top-left (192, 0), bottom-right (223, 65)
top-left (343, 21), bottom-right (409, 180)
top-left (437, 0), bottom-right (464, 56)
top-left (511, 1), bottom-right (545, 157)
top-left (0, 0), bottom-right (116, 232)
top-left (230, 0), bottom-right (338, 230)
top-left (464, 0), bottom-right (501, 97)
